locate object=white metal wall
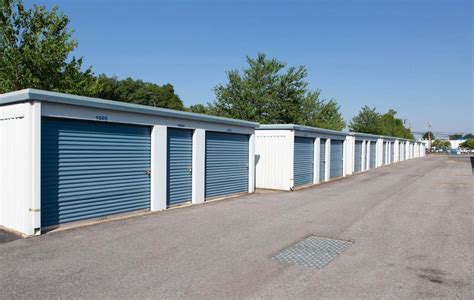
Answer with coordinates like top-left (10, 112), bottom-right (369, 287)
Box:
top-left (376, 138), bottom-right (383, 167)
top-left (0, 102), bottom-right (40, 235)
top-left (255, 130), bottom-right (292, 190)
top-left (345, 135), bottom-right (355, 176)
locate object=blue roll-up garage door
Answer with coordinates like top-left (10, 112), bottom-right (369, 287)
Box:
top-left (390, 143), bottom-right (395, 163)
top-left (383, 142), bottom-right (387, 165)
top-left (205, 132), bottom-right (249, 199)
top-left (370, 142), bottom-right (376, 169)
top-left (330, 140), bottom-right (344, 179)
top-left (167, 128), bottom-right (193, 206)
top-left (364, 141), bottom-right (368, 170)
top-left (41, 118), bottom-right (151, 227)
top-left (401, 143), bottom-right (405, 160)
top-left (293, 137), bottom-right (314, 186)
top-left (354, 141), bottom-right (363, 173)
top-left (320, 139), bottom-right (326, 182)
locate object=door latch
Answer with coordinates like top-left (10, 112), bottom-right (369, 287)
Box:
top-left (144, 169), bottom-right (151, 176)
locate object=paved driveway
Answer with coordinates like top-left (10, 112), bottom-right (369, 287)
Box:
top-left (1, 156), bottom-right (472, 298)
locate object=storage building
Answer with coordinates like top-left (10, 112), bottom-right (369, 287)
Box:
top-left (380, 136), bottom-right (398, 165)
top-left (0, 89), bottom-right (258, 235)
top-left (255, 124), bottom-right (349, 191)
top-left (347, 132), bottom-right (382, 173)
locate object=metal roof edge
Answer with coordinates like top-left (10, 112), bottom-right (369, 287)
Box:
top-left (258, 124), bottom-right (349, 136)
top-left (0, 89), bottom-right (31, 103)
top-left (0, 89), bottom-right (259, 128)
top-left (349, 131), bottom-right (383, 139)
top-left (350, 131), bottom-right (414, 142)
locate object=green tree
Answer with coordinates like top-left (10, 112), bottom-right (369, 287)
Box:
top-left (210, 53), bottom-right (345, 130)
top-left (348, 106), bottom-right (381, 134)
top-left (431, 140), bottom-right (451, 149)
top-left (349, 107), bottom-right (413, 139)
top-left (310, 99), bottom-right (346, 130)
top-left (422, 131), bottom-right (435, 140)
top-left (0, 0), bottom-right (96, 95)
top-left (378, 109), bottom-right (414, 139)
top-left (449, 133), bottom-right (463, 140)
top-left (188, 104), bottom-right (211, 114)
top-left (94, 75), bottom-right (184, 110)
top-left (462, 133), bottom-right (473, 139)
top-left (459, 139), bottom-right (474, 149)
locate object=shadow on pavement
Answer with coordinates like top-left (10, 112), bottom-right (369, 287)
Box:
top-left (0, 229), bottom-right (22, 244)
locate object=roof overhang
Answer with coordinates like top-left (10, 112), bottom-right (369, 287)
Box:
top-left (0, 89), bottom-right (259, 128)
top-left (258, 124), bottom-right (349, 137)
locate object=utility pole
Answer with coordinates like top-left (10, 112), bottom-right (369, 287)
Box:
top-left (428, 122), bottom-right (432, 153)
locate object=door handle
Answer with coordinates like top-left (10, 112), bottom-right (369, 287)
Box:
top-left (186, 167), bottom-right (192, 173)
top-left (144, 170), bottom-right (151, 176)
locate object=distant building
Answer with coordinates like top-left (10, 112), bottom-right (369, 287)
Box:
top-left (450, 140), bottom-right (466, 149)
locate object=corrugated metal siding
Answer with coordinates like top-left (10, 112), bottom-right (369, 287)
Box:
top-left (167, 128), bottom-right (193, 206)
top-left (41, 118), bottom-right (151, 227)
top-left (293, 137), bottom-right (314, 186)
top-left (0, 103), bottom-right (32, 234)
top-left (255, 133), bottom-right (292, 190)
top-left (330, 140), bottom-right (344, 179)
top-left (354, 141), bottom-right (363, 172)
top-left (370, 143), bottom-right (376, 169)
top-left (320, 139), bottom-right (326, 181)
top-left (205, 132), bottom-right (249, 198)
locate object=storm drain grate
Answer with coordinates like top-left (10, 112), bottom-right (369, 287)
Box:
top-left (272, 236), bottom-right (353, 268)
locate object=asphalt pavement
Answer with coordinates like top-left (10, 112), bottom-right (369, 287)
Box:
top-left (1, 155), bottom-right (472, 299)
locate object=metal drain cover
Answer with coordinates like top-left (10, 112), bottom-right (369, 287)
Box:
top-left (272, 236), bottom-right (353, 268)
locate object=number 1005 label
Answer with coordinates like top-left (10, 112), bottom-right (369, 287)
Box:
top-left (96, 115), bottom-right (108, 121)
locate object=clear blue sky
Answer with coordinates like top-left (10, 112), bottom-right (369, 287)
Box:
top-left (26, 0), bottom-right (473, 133)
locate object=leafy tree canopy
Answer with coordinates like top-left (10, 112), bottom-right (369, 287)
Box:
top-left (187, 104), bottom-right (210, 114)
top-left (449, 133), bottom-right (463, 140)
top-left (349, 107), bottom-right (413, 139)
top-left (0, 0), bottom-right (184, 110)
top-left (459, 139), bottom-right (474, 149)
top-left (0, 0), bottom-right (96, 95)
top-left (348, 106), bottom-right (381, 135)
top-left (462, 133), bottom-right (473, 139)
top-left (422, 131), bottom-right (435, 140)
top-left (94, 75), bottom-right (184, 110)
top-left (431, 140), bottom-right (450, 149)
top-left (209, 53), bottom-right (345, 130)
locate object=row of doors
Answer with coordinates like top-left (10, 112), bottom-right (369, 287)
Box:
top-left (293, 137), bottom-right (344, 187)
top-left (41, 118), bottom-right (249, 227)
top-left (383, 142), bottom-right (398, 164)
top-left (356, 141), bottom-right (409, 173)
top-left (354, 141), bottom-right (379, 173)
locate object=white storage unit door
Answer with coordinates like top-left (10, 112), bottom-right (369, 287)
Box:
top-left (293, 137), bottom-right (314, 186)
top-left (205, 132), bottom-right (249, 199)
top-left (41, 118), bottom-right (151, 227)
